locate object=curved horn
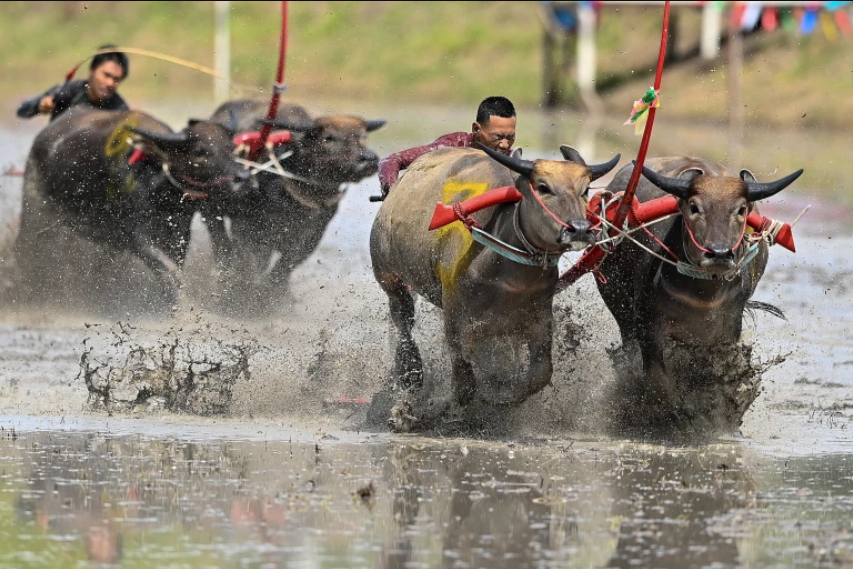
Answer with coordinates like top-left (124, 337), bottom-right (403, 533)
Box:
top-left (259, 118), bottom-right (318, 132)
top-left (475, 142), bottom-right (534, 178)
top-left (126, 126), bottom-right (190, 147)
top-left (588, 154), bottom-right (621, 181)
top-left (639, 164), bottom-right (691, 199)
top-left (745, 169), bottom-right (803, 201)
top-left (365, 119), bottom-right (386, 132)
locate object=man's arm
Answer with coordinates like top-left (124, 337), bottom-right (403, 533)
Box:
top-left (16, 84), bottom-right (62, 119)
top-left (378, 132), bottom-right (472, 194)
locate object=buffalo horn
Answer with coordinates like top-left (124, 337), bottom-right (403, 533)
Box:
top-left (475, 142), bottom-right (534, 178)
top-left (365, 119), bottom-right (386, 132)
top-left (259, 118), bottom-right (318, 132)
top-left (639, 165), bottom-right (692, 199)
top-left (745, 169), bottom-right (804, 201)
top-left (126, 126), bottom-right (190, 148)
top-left (588, 154), bottom-right (621, 181)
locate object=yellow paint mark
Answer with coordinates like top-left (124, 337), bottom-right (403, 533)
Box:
top-left (104, 116), bottom-right (140, 157)
top-left (104, 116), bottom-right (141, 199)
top-left (434, 179), bottom-right (490, 291)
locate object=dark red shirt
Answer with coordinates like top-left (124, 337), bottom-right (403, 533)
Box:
top-left (378, 131), bottom-right (475, 192)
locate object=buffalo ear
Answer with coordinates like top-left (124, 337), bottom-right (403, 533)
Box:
top-left (739, 169), bottom-right (757, 184)
top-left (679, 168), bottom-right (705, 183)
top-left (559, 145), bottom-right (585, 165)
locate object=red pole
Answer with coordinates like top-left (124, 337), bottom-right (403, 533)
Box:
top-left (255, 1), bottom-right (288, 157)
top-left (559, 0), bottom-right (670, 287)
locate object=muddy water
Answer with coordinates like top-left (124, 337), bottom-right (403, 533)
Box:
top-left (0, 427), bottom-right (852, 568)
top-left (1, 104), bottom-right (853, 567)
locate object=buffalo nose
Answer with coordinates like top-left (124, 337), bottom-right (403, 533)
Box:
top-left (558, 219), bottom-right (594, 243)
top-left (360, 149), bottom-right (378, 163)
top-left (705, 244), bottom-right (734, 260)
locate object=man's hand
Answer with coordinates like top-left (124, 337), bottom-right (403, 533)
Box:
top-left (37, 95), bottom-right (55, 114)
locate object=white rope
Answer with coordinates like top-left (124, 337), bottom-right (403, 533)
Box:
top-left (595, 213), bottom-right (678, 246)
top-left (589, 210), bottom-right (682, 268)
top-left (233, 151), bottom-right (300, 180)
top-left (790, 204), bottom-right (811, 228)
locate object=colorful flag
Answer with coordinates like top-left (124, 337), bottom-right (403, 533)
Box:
top-left (624, 88), bottom-right (660, 136)
top-left (800, 9), bottom-right (819, 35)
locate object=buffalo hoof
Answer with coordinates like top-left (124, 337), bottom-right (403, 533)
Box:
top-left (388, 394), bottom-right (453, 433)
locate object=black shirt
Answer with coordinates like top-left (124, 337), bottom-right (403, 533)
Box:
top-left (16, 80), bottom-right (129, 121)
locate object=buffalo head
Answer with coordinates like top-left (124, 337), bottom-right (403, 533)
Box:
top-left (640, 164), bottom-right (803, 274)
top-left (128, 118), bottom-right (246, 198)
top-left (261, 115), bottom-right (385, 190)
top-left (479, 143), bottom-right (620, 253)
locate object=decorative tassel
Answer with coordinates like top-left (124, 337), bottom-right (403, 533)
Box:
top-left (624, 88), bottom-right (660, 136)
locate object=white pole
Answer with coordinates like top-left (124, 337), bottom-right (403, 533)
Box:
top-left (576, 2), bottom-right (596, 98)
top-left (701, 3), bottom-right (722, 60)
top-left (214, 1), bottom-right (231, 105)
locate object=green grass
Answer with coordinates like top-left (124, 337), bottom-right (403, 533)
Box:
top-left (0, 2), bottom-right (850, 129)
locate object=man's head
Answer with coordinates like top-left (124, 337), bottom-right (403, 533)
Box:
top-left (87, 45), bottom-right (128, 104)
top-left (472, 96), bottom-right (516, 155)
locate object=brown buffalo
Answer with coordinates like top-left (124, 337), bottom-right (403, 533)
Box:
top-left (208, 99), bottom-right (384, 311)
top-left (370, 144), bottom-right (619, 430)
top-left (596, 157), bottom-right (803, 434)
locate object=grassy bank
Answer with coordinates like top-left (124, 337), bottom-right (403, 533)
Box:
top-left (0, 2), bottom-right (850, 128)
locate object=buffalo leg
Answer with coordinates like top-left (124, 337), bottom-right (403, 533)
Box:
top-left (525, 311), bottom-right (554, 398)
top-left (129, 234), bottom-right (181, 305)
top-left (444, 317), bottom-right (476, 406)
top-left (382, 280), bottom-right (424, 391)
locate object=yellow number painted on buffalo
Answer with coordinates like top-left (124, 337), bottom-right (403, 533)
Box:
top-left (435, 179), bottom-right (489, 291)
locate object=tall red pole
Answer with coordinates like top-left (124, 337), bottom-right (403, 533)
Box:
top-left (559, 0), bottom-right (670, 287)
top-left (255, 1), bottom-right (288, 157)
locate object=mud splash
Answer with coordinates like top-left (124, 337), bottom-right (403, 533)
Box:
top-left (606, 339), bottom-right (788, 439)
top-left (78, 319), bottom-right (261, 415)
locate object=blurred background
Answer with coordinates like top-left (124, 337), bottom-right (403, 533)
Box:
top-left (0, 1), bottom-right (850, 192)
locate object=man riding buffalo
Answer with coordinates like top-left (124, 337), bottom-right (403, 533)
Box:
top-left (377, 96), bottom-right (517, 199)
top-left (16, 45), bottom-right (129, 122)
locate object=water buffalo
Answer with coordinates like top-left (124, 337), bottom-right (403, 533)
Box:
top-left (14, 107), bottom-right (243, 306)
top-left (370, 144), bottom-right (619, 430)
top-left (596, 157), bottom-right (803, 434)
top-left (208, 99), bottom-right (385, 311)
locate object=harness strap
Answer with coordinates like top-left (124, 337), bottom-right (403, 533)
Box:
top-left (161, 164), bottom-right (209, 200)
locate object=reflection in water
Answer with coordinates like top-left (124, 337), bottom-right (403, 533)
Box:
top-left (1, 431), bottom-right (852, 568)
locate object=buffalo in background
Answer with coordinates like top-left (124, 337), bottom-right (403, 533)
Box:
top-left (208, 99), bottom-right (385, 313)
top-left (13, 107), bottom-right (244, 310)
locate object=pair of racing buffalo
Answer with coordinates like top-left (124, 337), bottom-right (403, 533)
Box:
top-left (371, 144), bottom-right (802, 436)
top-left (14, 100), bottom-right (384, 310)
